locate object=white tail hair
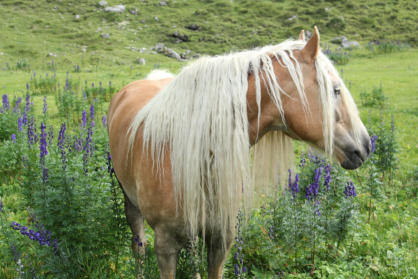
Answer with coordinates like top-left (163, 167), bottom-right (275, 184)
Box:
top-left (127, 40), bottom-right (361, 248)
top-left (145, 69), bottom-right (175, 80)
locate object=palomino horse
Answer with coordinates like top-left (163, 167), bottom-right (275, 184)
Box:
top-left (107, 27), bottom-right (370, 278)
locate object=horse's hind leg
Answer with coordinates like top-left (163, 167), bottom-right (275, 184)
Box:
top-left (123, 192), bottom-right (146, 256)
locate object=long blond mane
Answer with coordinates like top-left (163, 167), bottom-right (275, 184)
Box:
top-left (128, 40), bottom-right (362, 247)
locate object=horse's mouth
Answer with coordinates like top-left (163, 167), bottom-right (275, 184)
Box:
top-left (335, 144), bottom-right (369, 170)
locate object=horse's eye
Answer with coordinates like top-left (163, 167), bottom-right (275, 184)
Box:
top-left (334, 87), bottom-right (341, 97)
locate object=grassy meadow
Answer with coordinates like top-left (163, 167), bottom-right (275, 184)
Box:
top-left (0, 0), bottom-right (417, 278)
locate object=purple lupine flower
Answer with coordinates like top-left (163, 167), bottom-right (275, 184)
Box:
top-left (0, 199), bottom-right (3, 212)
top-left (102, 116), bottom-right (107, 127)
top-left (26, 83), bottom-right (29, 91)
top-left (81, 111), bottom-right (87, 127)
top-left (11, 134), bottom-right (16, 143)
top-left (90, 104), bottom-right (94, 120)
top-left (288, 169), bottom-right (299, 198)
top-left (306, 167), bottom-right (322, 200)
top-left (58, 123), bottom-right (66, 148)
top-left (2, 94), bottom-right (9, 111)
top-left (27, 118), bottom-right (35, 145)
top-left (58, 123), bottom-right (67, 169)
top-left (40, 122), bottom-right (48, 160)
top-left (371, 135), bottom-right (378, 153)
top-left (344, 182), bottom-right (357, 198)
top-left (106, 152), bottom-right (114, 175)
top-left (11, 221), bottom-right (57, 249)
top-left (43, 96), bottom-right (47, 114)
top-left (22, 110), bottom-right (27, 125)
top-left (25, 93), bottom-right (30, 112)
top-left (299, 156), bottom-right (306, 168)
top-left (323, 164), bottom-right (332, 190)
top-left (13, 97), bottom-right (22, 113)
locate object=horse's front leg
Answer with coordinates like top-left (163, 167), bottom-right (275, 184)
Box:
top-left (154, 225), bottom-right (183, 279)
top-left (206, 228), bottom-right (235, 279)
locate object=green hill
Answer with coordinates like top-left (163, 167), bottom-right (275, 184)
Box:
top-left (0, 0), bottom-right (416, 71)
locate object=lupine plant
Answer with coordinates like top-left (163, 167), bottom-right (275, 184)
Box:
top-left (231, 153), bottom-right (359, 276)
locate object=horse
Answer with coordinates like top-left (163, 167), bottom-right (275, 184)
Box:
top-left (107, 27), bottom-right (370, 278)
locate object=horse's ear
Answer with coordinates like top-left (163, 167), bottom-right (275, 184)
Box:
top-left (301, 26), bottom-right (320, 61)
top-left (298, 30), bottom-right (305, 41)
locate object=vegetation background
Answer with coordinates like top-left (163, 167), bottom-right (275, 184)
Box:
top-left (0, 0), bottom-right (416, 278)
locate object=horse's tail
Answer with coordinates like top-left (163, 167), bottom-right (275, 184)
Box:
top-left (145, 69), bottom-right (175, 80)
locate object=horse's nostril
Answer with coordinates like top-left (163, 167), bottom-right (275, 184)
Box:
top-left (354, 149), bottom-right (362, 161)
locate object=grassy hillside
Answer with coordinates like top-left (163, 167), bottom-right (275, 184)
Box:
top-left (0, 0), bottom-right (416, 72)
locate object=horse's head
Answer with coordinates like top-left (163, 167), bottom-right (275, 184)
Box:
top-left (280, 27), bottom-right (370, 169)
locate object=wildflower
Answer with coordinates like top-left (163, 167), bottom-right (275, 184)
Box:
top-left (11, 221), bottom-right (57, 248)
top-left (344, 182), bottom-right (357, 198)
top-left (106, 151), bottom-right (114, 175)
top-left (58, 123), bottom-right (66, 148)
top-left (306, 167), bottom-right (322, 200)
top-left (40, 122), bottom-right (48, 160)
top-left (26, 83), bottom-right (29, 91)
top-left (43, 96), bottom-right (47, 114)
top-left (0, 199), bottom-right (3, 212)
top-left (11, 134), bottom-right (16, 143)
top-left (323, 164), bottom-right (332, 190)
top-left (90, 104), bottom-right (94, 120)
top-left (299, 156), bottom-right (306, 168)
top-left (25, 93), bottom-right (30, 112)
top-left (22, 111), bottom-right (27, 125)
top-left (371, 135), bottom-right (378, 153)
top-left (102, 115), bottom-right (107, 127)
top-left (27, 118), bottom-right (36, 145)
top-left (81, 111), bottom-right (87, 127)
top-left (2, 94), bottom-right (9, 111)
top-left (13, 97), bottom-right (22, 113)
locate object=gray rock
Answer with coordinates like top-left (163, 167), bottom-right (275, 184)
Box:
top-left (129, 7), bottom-right (138, 15)
top-left (153, 43), bottom-right (184, 61)
top-left (341, 39), bottom-right (359, 49)
top-left (101, 33), bottom-right (110, 39)
top-left (47, 52), bottom-right (57, 57)
top-left (331, 36), bottom-right (347, 44)
top-left (287, 15), bottom-right (297, 21)
top-left (159, 1), bottom-right (167, 6)
top-left (171, 31), bottom-right (189, 42)
top-left (136, 58), bottom-right (146, 65)
top-left (104, 5), bottom-right (125, 13)
top-left (98, 0), bottom-right (107, 7)
top-left (75, 14), bottom-right (80, 20)
top-left (154, 16), bottom-right (159, 21)
top-left (185, 24), bottom-right (200, 31)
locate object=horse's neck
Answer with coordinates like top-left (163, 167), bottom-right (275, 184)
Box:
top-left (246, 62), bottom-right (291, 146)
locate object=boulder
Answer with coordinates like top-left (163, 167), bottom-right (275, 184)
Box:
top-left (104, 5), bottom-right (125, 13)
top-left (185, 24), bottom-right (200, 31)
top-left (98, 0), bottom-right (107, 7)
top-left (153, 43), bottom-right (184, 61)
top-left (331, 36), bottom-right (347, 44)
top-left (101, 33), bottom-right (110, 39)
top-left (341, 39), bottom-right (359, 49)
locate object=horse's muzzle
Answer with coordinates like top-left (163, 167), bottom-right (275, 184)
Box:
top-left (340, 136), bottom-right (371, 170)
